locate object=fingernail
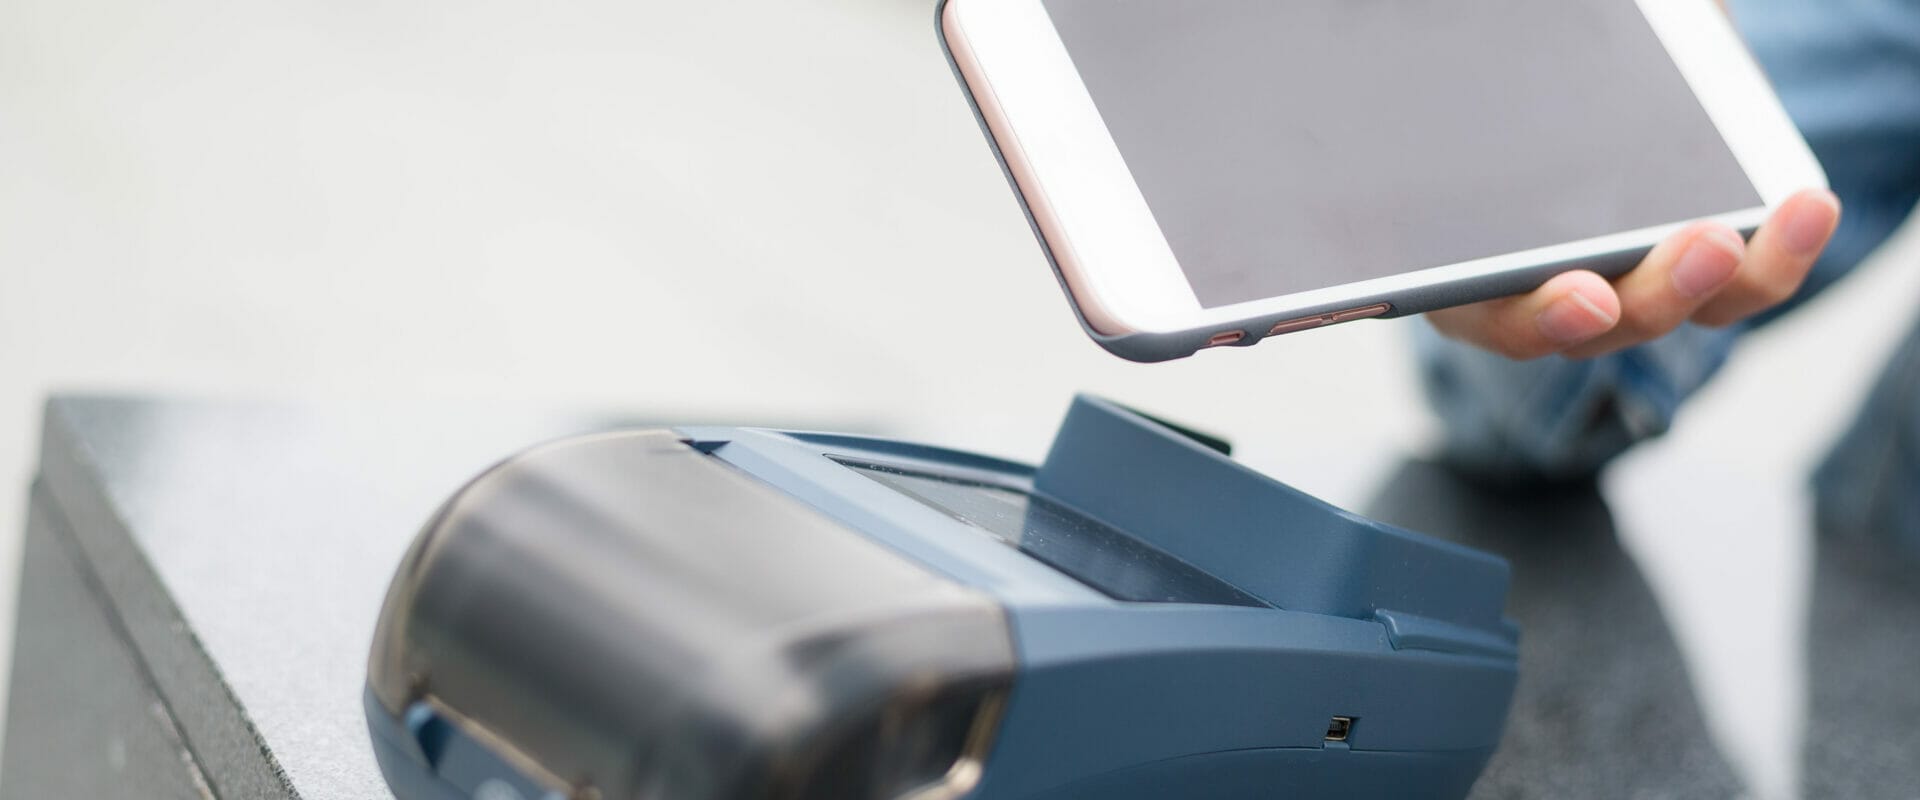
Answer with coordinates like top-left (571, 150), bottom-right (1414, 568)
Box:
top-left (1537, 290), bottom-right (1616, 345)
top-left (1671, 229), bottom-right (1744, 298)
top-left (1779, 191), bottom-right (1840, 255)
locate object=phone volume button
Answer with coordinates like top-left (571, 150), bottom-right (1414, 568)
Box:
top-left (1269, 315), bottom-right (1334, 336)
top-left (1331, 303), bottom-right (1392, 323)
top-left (1269, 304), bottom-right (1392, 336)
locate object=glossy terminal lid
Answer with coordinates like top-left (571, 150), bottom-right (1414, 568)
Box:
top-left (366, 431), bottom-right (1015, 800)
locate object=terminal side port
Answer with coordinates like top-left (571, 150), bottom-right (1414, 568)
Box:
top-left (1325, 716), bottom-right (1354, 742)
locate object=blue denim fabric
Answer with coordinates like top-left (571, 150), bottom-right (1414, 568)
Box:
top-left (1417, 0), bottom-right (1920, 543)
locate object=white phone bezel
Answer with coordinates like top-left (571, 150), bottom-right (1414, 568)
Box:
top-left (943, 0), bottom-right (1828, 336)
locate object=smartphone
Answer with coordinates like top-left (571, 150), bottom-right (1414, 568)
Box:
top-left (939, 0), bottom-right (1826, 362)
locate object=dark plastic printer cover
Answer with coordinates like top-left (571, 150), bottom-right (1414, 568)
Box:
top-left (367, 431), bottom-right (1016, 800)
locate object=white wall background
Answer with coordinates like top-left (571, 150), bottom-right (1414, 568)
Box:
top-left (1, 2), bottom-right (1913, 798)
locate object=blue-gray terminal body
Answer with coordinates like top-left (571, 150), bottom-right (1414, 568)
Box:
top-left (365, 396), bottom-right (1519, 799)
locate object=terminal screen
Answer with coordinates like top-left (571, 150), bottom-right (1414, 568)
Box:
top-left (840, 459), bottom-right (1264, 608)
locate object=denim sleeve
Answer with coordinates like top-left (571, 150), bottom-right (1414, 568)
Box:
top-left (1418, 0), bottom-right (1920, 481)
top-left (1737, 0), bottom-right (1920, 307)
top-left (1417, 323), bottom-right (1739, 482)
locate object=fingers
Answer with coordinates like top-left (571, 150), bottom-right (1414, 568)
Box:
top-left (1692, 189), bottom-right (1841, 327)
top-left (1561, 222), bottom-right (1745, 358)
top-left (1429, 188), bottom-right (1839, 361)
top-left (1429, 270), bottom-right (1621, 360)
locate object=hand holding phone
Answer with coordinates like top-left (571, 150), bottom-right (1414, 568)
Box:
top-left (941, 0), bottom-right (1831, 362)
top-left (1427, 188), bottom-right (1837, 360)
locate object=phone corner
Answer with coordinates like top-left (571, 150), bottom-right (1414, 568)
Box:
top-left (933, 0), bottom-right (963, 44)
top-left (1086, 328), bottom-right (1198, 364)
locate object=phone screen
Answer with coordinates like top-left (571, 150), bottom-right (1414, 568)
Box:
top-left (1040, 0), bottom-right (1760, 308)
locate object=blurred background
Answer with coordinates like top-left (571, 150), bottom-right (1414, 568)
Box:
top-left (1, 1), bottom-right (1915, 798)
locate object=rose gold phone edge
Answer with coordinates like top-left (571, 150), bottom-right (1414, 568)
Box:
top-left (942, 4), bottom-right (1138, 340)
